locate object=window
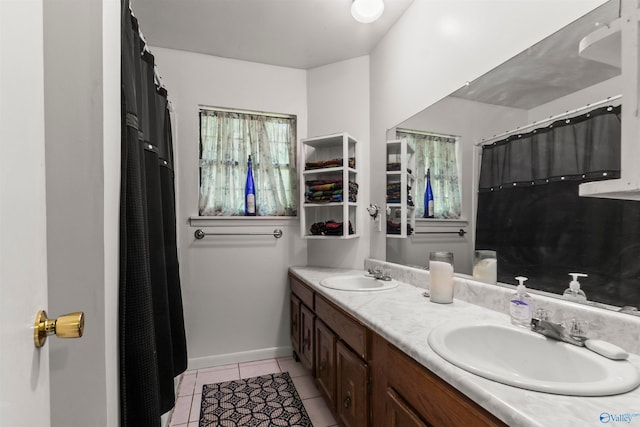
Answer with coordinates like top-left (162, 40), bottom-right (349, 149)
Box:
top-left (199, 108), bottom-right (297, 216)
top-left (397, 129), bottom-right (461, 218)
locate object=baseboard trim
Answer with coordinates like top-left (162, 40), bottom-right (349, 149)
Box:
top-left (187, 346), bottom-right (294, 371)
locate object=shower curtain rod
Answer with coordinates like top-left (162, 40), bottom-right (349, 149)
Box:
top-left (474, 94), bottom-right (622, 147)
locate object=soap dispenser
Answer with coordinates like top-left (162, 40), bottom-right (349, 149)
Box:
top-left (510, 276), bottom-right (534, 328)
top-left (563, 273), bottom-right (588, 302)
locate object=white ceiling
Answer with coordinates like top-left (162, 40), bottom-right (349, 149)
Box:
top-left (131, 0), bottom-right (414, 70)
top-left (450, 0), bottom-right (621, 109)
top-left (131, 0), bottom-right (620, 110)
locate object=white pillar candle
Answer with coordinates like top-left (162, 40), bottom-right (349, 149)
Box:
top-left (430, 260), bottom-right (454, 304)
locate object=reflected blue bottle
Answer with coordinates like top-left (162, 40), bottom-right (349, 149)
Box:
top-left (245, 155), bottom-right (256, 216)
top-left (424, 168), bottom-right (434, 218)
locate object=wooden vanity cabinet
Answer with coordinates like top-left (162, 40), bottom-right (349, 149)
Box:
top-left (290, 272), bottom-right (506, 427)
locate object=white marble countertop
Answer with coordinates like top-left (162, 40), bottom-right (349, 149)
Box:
top-left (289, 266), bottom-right (640, 427)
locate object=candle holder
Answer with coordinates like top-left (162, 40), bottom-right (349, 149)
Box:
top-left (473, 250), bottom-right (497, 285)
top-left (429, 251), bottom-right (454, 304)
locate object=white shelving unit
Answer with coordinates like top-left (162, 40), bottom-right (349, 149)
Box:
top-left (386, 139), bottom-right (415, 238)
top-left (300, 133), bottom-right (359, 239)
top-left (578, 0), bottom-right (640, 200)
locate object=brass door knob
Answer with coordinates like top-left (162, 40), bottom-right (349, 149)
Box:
top-left (34, 310), bottom-right (84, 348)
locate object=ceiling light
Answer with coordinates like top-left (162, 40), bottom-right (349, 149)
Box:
top-left (351, 0), bottom-right (384, 24)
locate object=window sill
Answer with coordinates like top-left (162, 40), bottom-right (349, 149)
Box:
top-left (189, 215), bottom-right (298, 227)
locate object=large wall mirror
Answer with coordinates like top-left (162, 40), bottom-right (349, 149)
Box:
top-left (385, 0), bottom-right (640, 313)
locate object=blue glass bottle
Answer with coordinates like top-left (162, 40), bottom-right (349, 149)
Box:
top-left (424, 168), bottom-right (434, 218)
top-left (245, 155), bottom-right (256, 216)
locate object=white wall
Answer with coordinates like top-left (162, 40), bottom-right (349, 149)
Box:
top-left (388, 97), bottom-right (528, 272)
top-left (370, 0), bottom-right (609, 261)
top-left (306, 55), bottom-right (371, 269)
top-left (527, 76), bottom-right (622, 122)
top-left (43, 0), bottom-right (119, 425)
top-left (151, 48), bottom-right (308, 367)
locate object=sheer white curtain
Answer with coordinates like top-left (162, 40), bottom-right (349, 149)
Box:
top-left (199, 110), bottom-right (297, 216)
top-left (397, 130), bottom-right (461, 218)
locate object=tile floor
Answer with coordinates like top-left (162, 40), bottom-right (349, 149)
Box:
top-left (169, 356), bottom-right (338, 426)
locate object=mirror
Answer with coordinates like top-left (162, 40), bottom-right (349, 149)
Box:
top-left (385, 0), bottom-right (639, 313)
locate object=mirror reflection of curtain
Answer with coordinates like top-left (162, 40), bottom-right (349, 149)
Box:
top-left (397, 130), bottom-right (461, 218)
top-left (199, 110), bottom-right (297, 216)
top-left (476, 105), bottom-right (640, 308)
top-left (120, 1), bottom-right (188, 425)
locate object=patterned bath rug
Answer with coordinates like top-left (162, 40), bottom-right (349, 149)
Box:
top-left (199, 372), bottom-right (313, 427)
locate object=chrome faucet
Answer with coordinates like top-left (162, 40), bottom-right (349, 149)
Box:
top-left (367, 267), bottom-right (391, 281)
top-left (530, 309), bottom-right (588, 347)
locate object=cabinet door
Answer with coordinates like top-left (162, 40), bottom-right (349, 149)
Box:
top-left (299, 304), bottom-right (315, 371)
top-left (315, 320), bottom-right (337, 409)
top-left (290, 294), bottom-right (301, 359)
top-left (336, 341), bottom-right (368, 427)
top-left (385, 387), bottom-right (429, 427)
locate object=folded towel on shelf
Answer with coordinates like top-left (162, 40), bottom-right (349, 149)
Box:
top-left (307, 182), bottom-right (342, 192)
top-left (306, 192), bottom-right (344, 203)
top-left (309, 220), bottom-right (354, 236)
top-left (305, 179), bottom-right (358, 203)
top-left (387, 220), bottom-right (413, 235)
top-left (305, 157), bottom-right (356, 170)
top-left (386, 163), bottom-right (413, 174)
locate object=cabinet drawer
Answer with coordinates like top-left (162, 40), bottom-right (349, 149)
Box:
top-left (290, 274), bottom-right (314, 308)
top-left (316, 296), bottom-right (368, 359)
top-left (387, 344), bottom-right (506, 427)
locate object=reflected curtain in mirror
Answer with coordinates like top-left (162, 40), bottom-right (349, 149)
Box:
top-left (476, 105), bottom-right (640, 308)
top-left (397, 129), bottom-right (461, 218)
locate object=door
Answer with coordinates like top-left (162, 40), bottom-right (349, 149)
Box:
top-left (385, 388), bottom-right (429, 427)
top-left (336, 341), bottom-right (369, 427)
top-left (291, 294), bottom-right (301, 358)
top-left (299, 304), bottom-right (315, 371)
top-left (315, 320), bottom-right (337, 409)
top-left (0, 0), bottom-right (51, 425)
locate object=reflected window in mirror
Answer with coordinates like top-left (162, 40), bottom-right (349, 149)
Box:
top-left (397, 129), bottom-right (461, 219)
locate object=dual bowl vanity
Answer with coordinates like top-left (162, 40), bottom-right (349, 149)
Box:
top-left (289, 263), bottom-right (640, 427)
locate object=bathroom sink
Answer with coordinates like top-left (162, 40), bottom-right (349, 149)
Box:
top-left (428, 322), bottom-right (640, 396)
top-left (319, 275), bottom-right (399, 291)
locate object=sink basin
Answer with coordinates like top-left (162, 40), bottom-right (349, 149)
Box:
top-left (319, 275), bottom-right (399, 291)
top-left (428, 322), bottom-right (640, 396)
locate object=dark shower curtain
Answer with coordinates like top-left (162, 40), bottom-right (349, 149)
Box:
top-left (120, 1), bottom-right (187, 425)
top-left (476, 105), bottom-right (640, 308)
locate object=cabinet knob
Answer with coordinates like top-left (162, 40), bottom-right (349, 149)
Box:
top-left (343, 392), bottom-right (352, 408)
top-left (319, 360), bottom-right (326, 371)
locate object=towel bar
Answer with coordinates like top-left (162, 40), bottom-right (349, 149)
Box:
top-left (194, 228), bottom-right (283, 239)
top-left (413, 229), bottom-right (466, 237)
